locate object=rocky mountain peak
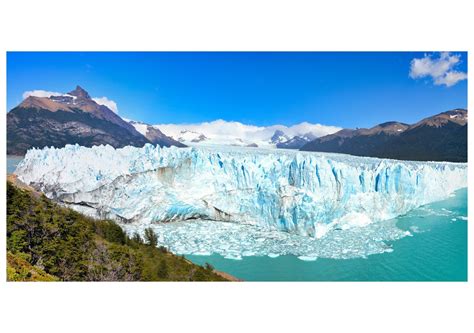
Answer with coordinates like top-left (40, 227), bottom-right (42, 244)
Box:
top-left (270, 130), bottom-right (290, 143)
top-left (68, 85), bottom-right (91, 100)
top-left (413, 108), bottom-right (467, 128)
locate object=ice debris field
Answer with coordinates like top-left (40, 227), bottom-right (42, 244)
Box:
top-left (15, 144), bottom-right (467, 260)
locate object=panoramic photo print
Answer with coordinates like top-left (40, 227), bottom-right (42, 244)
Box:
top-left (6, 51), bottom-right (467, 281)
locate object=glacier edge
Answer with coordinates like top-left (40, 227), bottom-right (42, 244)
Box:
top-left (15, 144), bottom-right (467, 239)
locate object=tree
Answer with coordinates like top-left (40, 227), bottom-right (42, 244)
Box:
top-left (144, 227), bottom-right (158, 247)
top-left (132, 232), bottom-right (143, 244)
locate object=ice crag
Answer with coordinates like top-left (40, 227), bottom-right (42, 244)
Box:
top-left (16, 144), bottom-right (467, 242)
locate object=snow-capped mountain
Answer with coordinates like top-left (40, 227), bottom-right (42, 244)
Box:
top-left (270, 130), bottom-right (290, 144)
top-left (277, 132), bottom-right (317, 149)
top-left (154, 120), bottom-right (341, 148)
top-left (176, 130), bottom-right (209, 143)
top-left (127, 120), bottom-right (186, 147)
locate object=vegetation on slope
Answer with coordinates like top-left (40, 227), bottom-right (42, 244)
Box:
top-left (6, 181), bottom-right (227, 281)
top-left (7, 252), bottom-right (58, 281)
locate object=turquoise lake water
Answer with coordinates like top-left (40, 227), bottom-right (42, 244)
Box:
top-left (188, 188), bottom-right (468, 281)
top-left (7, 156), bottom-right (24, 174)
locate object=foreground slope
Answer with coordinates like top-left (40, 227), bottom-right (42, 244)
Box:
top-left (6, 181), bottom-right (228, 281)
top-left (301, 109), bottom-right (467, 162)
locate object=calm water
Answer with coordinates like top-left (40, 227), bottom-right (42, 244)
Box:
top-left (188, 188), bottom-right (468, 281)
top-left (7, 156), bottom-right (24, 174)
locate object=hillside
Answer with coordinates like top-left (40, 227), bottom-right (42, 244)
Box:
top-left (6, 181), bottom-right (229, 281)
top-left (301, 109), bottom-right (467, 162)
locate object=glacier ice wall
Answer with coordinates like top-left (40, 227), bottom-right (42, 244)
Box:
top-left (15, 144), bottom-right (467, 238)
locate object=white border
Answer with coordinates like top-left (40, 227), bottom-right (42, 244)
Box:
top-left (0, 1), bottom-right (472, 332)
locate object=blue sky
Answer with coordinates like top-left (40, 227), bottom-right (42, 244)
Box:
top-left (7, 52), bottom-right (467, 128)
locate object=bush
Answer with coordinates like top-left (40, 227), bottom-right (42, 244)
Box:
top-left (95, 220), bottom-right (127, 245)
top-left (204, 263), bottom-right (214, 271)
top-left (158, 246), bottom-right (168, 253)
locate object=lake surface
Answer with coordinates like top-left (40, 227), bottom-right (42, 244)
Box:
top-left (187, 188), bottom-right (467, 281)
top-left (7, 156), bottom-right (24, 174)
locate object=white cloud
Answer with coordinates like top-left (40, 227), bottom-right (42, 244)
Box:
top-left (154, 119), bottom-right (341, 147)
top-left (92, 96), bottom-right (119, 113)
top-left (433, 71), bottom-right (468, 87)
top-left (22, 90), bottom-right (63, 99)
top-left (409, 52), bottom-right (467, 87)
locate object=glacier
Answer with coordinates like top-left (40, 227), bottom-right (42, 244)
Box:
top-left (14, 144), bottom-right (467, 259)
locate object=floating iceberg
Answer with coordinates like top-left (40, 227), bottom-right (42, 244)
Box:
top-left (16, 144), bottom-right (467, 240)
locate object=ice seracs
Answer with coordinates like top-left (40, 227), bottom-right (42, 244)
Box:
top-left (15, 144), bottom-right (467, 240)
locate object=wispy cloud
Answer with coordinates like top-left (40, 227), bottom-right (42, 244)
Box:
top-left (409, 52), bottom-right (467, 87)
top-left (22, 90), bottom-right (63, 99)
top-left (92, 97), bottom-right (118, 113)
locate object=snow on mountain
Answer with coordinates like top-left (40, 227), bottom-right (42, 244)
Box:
top-left (155, 119), bottom-right (341, 148)
top-left (128, 120), bottom-right (148, 136)
top-left (270, 130), bottom-right (290, 144)
top-left (176, 130), bottom-right (209, 143)
top-left (126, 119), bottom-right (186, 148)
top-left (16, 144), bottom-right (467, 244)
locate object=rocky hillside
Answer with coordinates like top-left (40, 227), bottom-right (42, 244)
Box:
top-left (301, 109), bottom-right (467, 162)
top-left (7, 86), bottom-right (184, 155)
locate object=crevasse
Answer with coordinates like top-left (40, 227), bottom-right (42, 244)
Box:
top-left (15, 144), bottom-right (467, 238)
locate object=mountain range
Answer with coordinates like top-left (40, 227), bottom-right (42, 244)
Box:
top-left (301, 109), bottom-right (467, 162)
top-left (154, 120), bottom-right (340, 148)
top-left (7, 86), bottom-right (183, 155)
top-left (7, 86), bottom-right (467, 162)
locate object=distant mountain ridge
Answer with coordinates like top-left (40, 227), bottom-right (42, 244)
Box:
top-left (155, 120), bottom-right (341, 148)
top-left (127, 120), bottom-right (185, 147)
top-left (7, 86), bottom-right (184, 155)
top-left (301, 109), bottom-right (467, 162)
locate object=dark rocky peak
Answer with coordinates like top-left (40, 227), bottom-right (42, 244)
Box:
top-left (302, 132), bottom-right (318, 141)
top-left (378, 121), bottom-right (409, 128)
top-left (68, 85), bottom-right (91, 100)
top-left (271, 130), bottom-right (289, 143)
top-left (363, 121), bottom-right (410, 135)
top-left (412, 108), bottom-right (468, 129)
top-left (271, 130), bottom-right (285, 139)
top-left (442, 108), bottom-right (467, 124)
